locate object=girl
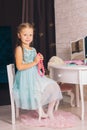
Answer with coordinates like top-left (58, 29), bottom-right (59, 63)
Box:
top-left (13, 22), bottom-right (62, 120)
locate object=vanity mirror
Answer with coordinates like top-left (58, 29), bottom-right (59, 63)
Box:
top-left (71, 38), bottom-right (85, 60)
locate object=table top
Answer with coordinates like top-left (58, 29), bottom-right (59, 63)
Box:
top-left (48, 64), bottom-right (87, 70)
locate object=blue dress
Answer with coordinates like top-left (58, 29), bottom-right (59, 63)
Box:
top-left (13, 47), bottom-right (62, 110)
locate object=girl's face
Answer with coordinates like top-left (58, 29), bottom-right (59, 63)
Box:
top-left (18, 27), bottom-right (33, 46)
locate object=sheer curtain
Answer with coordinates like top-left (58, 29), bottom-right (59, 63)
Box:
top-left (22, 0), bottom-right (56, 69)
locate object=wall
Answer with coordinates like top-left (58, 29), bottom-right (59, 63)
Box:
top-left (55, 0), bottom-right (87, 60)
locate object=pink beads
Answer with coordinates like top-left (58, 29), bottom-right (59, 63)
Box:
top-left (37, 53), bottom-right (45, 76)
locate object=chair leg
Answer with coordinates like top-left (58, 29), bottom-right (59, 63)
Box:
top-left (16, 107), bottom-right (19, 118)
top-left (11, 102), bottom-right (16, 125)
top-left (67, 90), bottom-right (75, 107)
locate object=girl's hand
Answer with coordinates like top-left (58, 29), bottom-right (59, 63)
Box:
top-left (34, 54), bottom-right (41, 64)
top-left (38, 53), bottom-right (44, 60)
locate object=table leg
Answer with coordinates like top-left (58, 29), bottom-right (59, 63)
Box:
top-left (79, 70), bottom-right (84, 120)
top-left (75, 84), bottom-right (80, 107)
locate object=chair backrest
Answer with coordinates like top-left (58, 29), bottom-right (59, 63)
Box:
top-left (7, 64), bottom-right (15, 98)
top-left (7, 64), bottom-right (15, 86)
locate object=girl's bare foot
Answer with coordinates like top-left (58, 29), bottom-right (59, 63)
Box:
top-left (41, 111), bottom-right (48, 118)
top-left (36, 108), bottom-right (48, 119)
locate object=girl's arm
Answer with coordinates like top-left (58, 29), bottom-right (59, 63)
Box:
top-left (15, 46), bottom-right (40, 70)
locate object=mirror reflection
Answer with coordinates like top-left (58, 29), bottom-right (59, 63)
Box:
top-left (71, 39), bottom-right (85, 60)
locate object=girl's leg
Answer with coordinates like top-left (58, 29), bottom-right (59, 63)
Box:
top-left (47, 100), bottom-right (56, 119)
top-left (40, 107), bottom-right (48, 117)
top-left (54, 100), bottom-right (59, 111)
top-left (37, 107), bottom-right (48, 120)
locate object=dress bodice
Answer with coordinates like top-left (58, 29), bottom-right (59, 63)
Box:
top-left (23, 47), bottom-right (37, 63)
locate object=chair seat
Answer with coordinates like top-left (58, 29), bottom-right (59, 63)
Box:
top-left (60, 84), bottom-right (74, 91)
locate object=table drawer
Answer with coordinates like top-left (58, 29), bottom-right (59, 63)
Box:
top-left (50, 68), bottom-right (79, 84)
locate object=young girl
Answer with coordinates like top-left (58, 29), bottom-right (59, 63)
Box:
top-left (13, 22), bottom-right (62, 120)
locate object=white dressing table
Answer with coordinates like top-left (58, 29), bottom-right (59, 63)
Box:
top-left (49, 64), bottom-right (87, 120)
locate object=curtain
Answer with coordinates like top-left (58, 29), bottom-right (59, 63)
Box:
top-left (22, 0), bottom-right (56, 69)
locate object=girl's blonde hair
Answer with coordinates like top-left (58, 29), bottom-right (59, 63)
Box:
top-left (17, 22), bottom-right (34, 34)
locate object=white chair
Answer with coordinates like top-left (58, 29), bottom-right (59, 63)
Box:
top-left (7, 64), bottom-right (43, 123)
top-left (54, 83), bottom-right (75, 111)
top-left (59, 83), bottom-right (75, 107)
top-left (7, 64), bottom-right (19, 124)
